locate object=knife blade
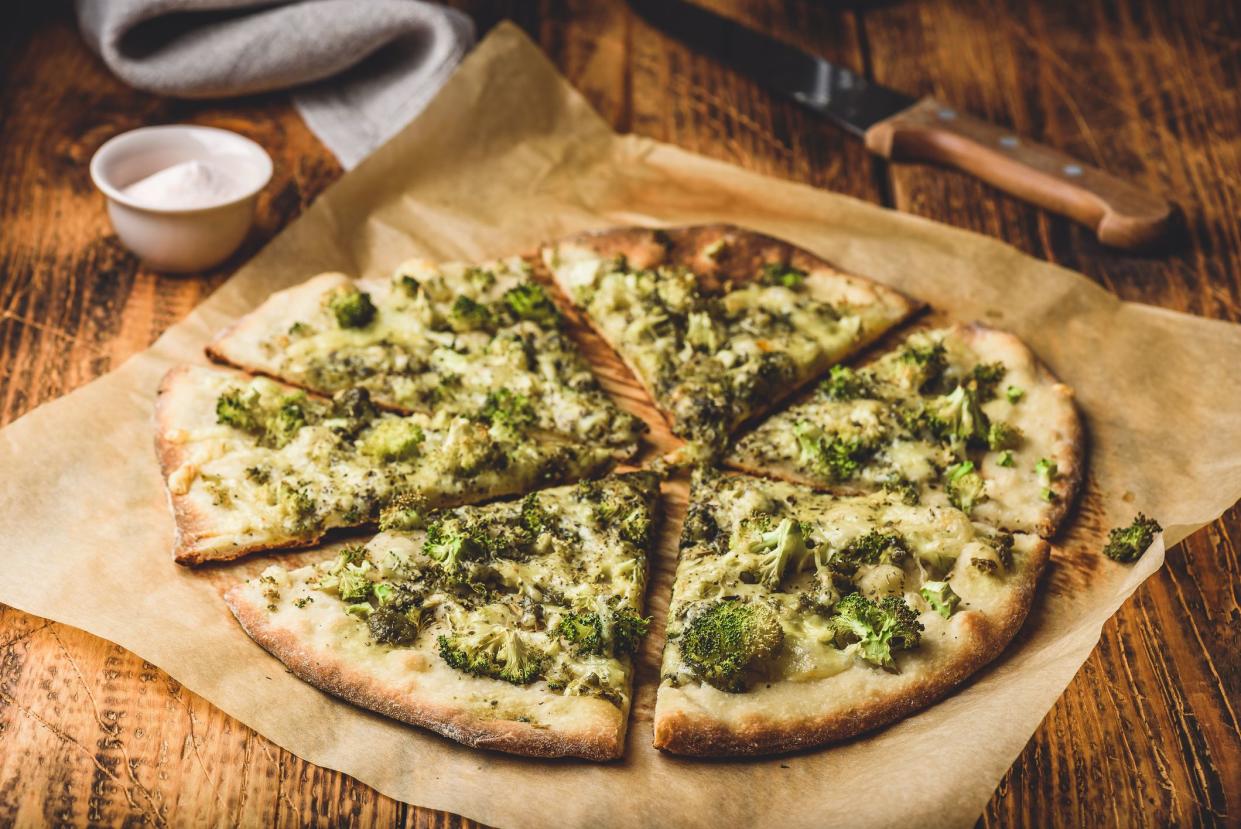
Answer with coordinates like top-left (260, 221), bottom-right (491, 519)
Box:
top-left (629, 0), bottom-right (1174, 250)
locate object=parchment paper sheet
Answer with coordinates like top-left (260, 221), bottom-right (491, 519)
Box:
top-left (2, 23), bottom-right (1240, 829)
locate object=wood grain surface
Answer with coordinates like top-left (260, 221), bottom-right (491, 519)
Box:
top-left (2, 1), bottom-right (1238, 826)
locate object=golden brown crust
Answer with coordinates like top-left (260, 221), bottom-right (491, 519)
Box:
top-left (652, 538), bottom-right (1051, 756)
top-left (543, 224), bottom-right (920, 439)
top-left (225, 585), bottom-right (626, 761)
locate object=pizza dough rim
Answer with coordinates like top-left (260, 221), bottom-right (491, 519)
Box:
top-left (724, 321), bottom-right (1085, 538)
top-left (541, 223), bottom-right (922, 439)
top-left (224, 584), bottom-right (629, 761)
top-left (651, 536), bottom-right (1050, 757)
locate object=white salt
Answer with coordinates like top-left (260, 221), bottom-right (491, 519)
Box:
top-left (122, 159), bottom-right (246, 210)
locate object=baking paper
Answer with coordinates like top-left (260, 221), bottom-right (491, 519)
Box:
top-left (2, 23), bottom-right (1239, 829)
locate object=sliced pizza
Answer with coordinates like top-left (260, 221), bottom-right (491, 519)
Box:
top-left (206, 256), bottom-right (644, 455)
top-left (540, 225), bottom-right (918, 459)
top-left (225, 472), bottom-right (661, 760)
top-left (156, 365), bottom-right (619, 564)
top-left (728, 323), bottom-right (1083, 536)
top-left (653, 469), bottom-right (1049, 756)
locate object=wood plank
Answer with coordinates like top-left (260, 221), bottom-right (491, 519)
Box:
top-left (860, 0), bottom-right (1241, 824)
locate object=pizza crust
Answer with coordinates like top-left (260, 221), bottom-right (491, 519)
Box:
top-left (541, 224), bottom-right (921, 440)
top-left (225, 582), bottom-right (629, 761)
top-left (653, 534), bottom-right (1050, 756)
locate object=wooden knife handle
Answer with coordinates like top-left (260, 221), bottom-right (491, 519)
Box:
top-left (864, 97), bottom-right (1175, 250)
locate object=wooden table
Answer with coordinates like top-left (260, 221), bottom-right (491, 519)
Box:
top-left (2, 1), bottom-right (1237, 825)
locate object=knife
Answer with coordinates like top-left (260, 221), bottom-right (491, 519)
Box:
top-left (629, 0), bottom-right (1174, 250)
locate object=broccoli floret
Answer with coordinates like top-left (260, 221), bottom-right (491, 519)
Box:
top-left (1102, 513), bottom-right (1163, 563)
top-left (927, 384), bottom-right (990, 447)
top-left (477, 388), bottom-right (535, 428)
top-left (519, 492), bottom-right (548, 535)
top-left (794, 422), bottom-right (872, 481)
top-left (684, 311), bottom-right (723, 353)
top-left (987, 421), bottom-right (1023, 451)
top-left (448, 295), bottom-right (493, 332)
top-left (592, 488), bottom-right (653, 547)
top-left (367, 605), bottom-right (419, 645)
top-left (920, 581), bottom-right (960, 618)
top-left (276, 481), bottom-right (318, 532)
top-left (839, 529), bottom-right (909, 570)
top-left (438, 626), bottom-right (543, 684)
top-left (332, 386), bottom-right (377, 422)
top-left (969, 533), bottom-right (1014, 573)
top-left (758, 262), bottom-right (806, 288)
top-left (893, 341), bottom-right (948, 392)
top-left (378, 491), bottom-right (428, 531)
top-left (558, 602), bottom-right (650, 657)
top-left (996, 450), bottom-right (1015, 467)
top-left (268, 398), bottom-right (307, 447)
top-left (216, 389), bottom-right (262, 432)
top-left (1035, 457), bottom-right (1058, 501)
top-left (422, 520), bottom-right (482, 572)
top-left (970, 362), bottom-right (1007, 401)
top-left (1006, 385), bottom-right (1024, 404)
top-left (747, 518), bottom-right (811, 589)
top-left (678, 600), bottom-right (785, 692)
top-left (359, 418), bottom-right (425, 461)
top-left (881, 476), bottom-right (921, 505)
top-left (945, 461), bottom-right (987, 513)
top-left (503, 282), bottom-right (559, 327)
top-left (819, 365), bottom-right (874, 401)
top-left (830, 593), bottom-right (923, 668)
top-left (329, 287), bottom-right (376, 328)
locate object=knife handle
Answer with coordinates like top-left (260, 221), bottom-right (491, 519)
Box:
top-left (864, 98), bottom-right (1175, 250)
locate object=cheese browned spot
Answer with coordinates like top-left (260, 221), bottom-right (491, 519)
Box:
top-left (728, 323), bottom-right (1083, 536)
top-left (652, 470), bottom-right (1048, 756)
top-left (225, 472), bottom-right (661, 761)
top-left (156, 365), bottom-right (620, 564)
top-left (541, 225), bottom-right (917, 459)
top-left (207, 257), bottom-right (644, 455)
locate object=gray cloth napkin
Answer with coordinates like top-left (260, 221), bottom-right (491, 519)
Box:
top-left (75, 0), bottom-right (474, 168)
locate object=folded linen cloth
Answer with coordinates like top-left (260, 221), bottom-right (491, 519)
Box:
top-left (75, 0), bottom-right (475, 168)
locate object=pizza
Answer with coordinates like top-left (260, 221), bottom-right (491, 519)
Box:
top-left (540, 225), bottom-right (918, 459)
top-left (206, 256), bottom-right (644, 455)
top-left (225, 472), bottom-right (660, 760)
top-left (157, 365), bottom-right (619, 564)
top-left (728, 324), bottom-right (1083, 536)
top-left (652, 469), bottom-right (1049, 756)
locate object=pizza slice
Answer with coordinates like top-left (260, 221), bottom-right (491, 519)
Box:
top-left (653, 470), bottom-right (1049, 756)
top-left (728, 323), bottom-right (1083, 536)
top-left (156, 365), bottom-right (619, 564)
top-left (206, 256), bottom-right (644, 456)
top-left (540, 225), bottom-right (918, 459)
top-left (225, 472), bottom-right (661, 760)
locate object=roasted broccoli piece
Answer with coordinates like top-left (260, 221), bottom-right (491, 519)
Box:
top-left (678, 600), bottom-right (785, 692)
top-left (503, 282), bottom-right (559, 327)
top-left (969, 532), bottom-right (1014, 573)
top-left (758, 262), bottom-right (806, 289)
top-left (819, 365), bottom-right (874, 401)
top-left (557, 601), bottom-right (650, 657)
top-left (216, 388), bottom-right (262, 433)
top-left (986, 421), bottom-right (1023, 451)
top-left (448, 295), bottom-right (493, 332)
top-left (891, 341), bottom-right (948, 393)
top-left (830, 593), bottom-right (923, 669)
top-left (747, 517), bottom-right (811, 589)
top-left (970, 362), bottom-right (1007, 401)
top-left (920, 580), bottom-right (960, 618)
top-left (794, 422), bottom-right (873, 481)
top-left (838, 529), bottom-right (909, 570)
top-left (591, 487), bottom-right (653, 547)
top-left (945, 461), bottom-right (987, 513)
top-left (359, 418), bottom-right (425, 461)
top-left (881, 476), bottom-right (921, 505)
top-left (367, 605), bottom-right (419, 645)
top-left (332, 386), bottom-right (377, 422)
top-left (438, 626), bottom-right (543, 684)
top-left (329, 287), bottom-right (376, 328)
top-left (378, 491), bottom-right (428, 531)
top-left (996, 450), bottom-right (1015, 467)
top-left (1102, 513), bottom-right (1163, 563)
top-left (422, 520), bottom-right (482, 572)
top-left (1006, 385), bottom-right (1024, 404)
top-left (477, 388), bottom-right (535, 428)
top-left (928, 383), bottom-right (990, 446)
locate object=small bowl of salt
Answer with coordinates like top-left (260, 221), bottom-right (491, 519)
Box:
top-left (90, 125), bottom-right (273, 273)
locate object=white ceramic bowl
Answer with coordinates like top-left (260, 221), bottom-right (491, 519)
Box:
top-left (90, 125), bottom-right (273, 273)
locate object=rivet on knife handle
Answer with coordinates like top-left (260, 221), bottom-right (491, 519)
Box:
top-left (864, 98), bottom-right (1175, 250)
